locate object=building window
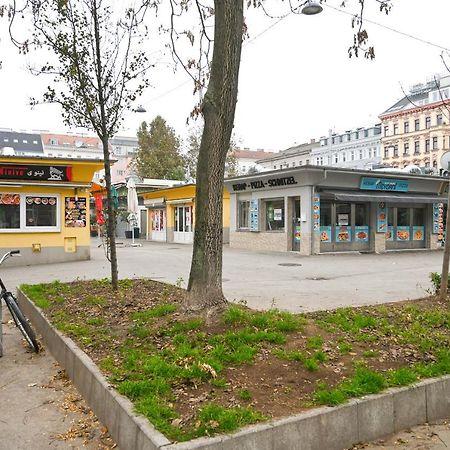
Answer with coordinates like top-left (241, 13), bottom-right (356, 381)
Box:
top-left (364, 129), bottom-right (369, 138)
top-left (292, 161), bottom-right (296, 167)
top-left (50, 138), bottom-right (58, 145)
top-left (415, 119), bottom-right (420, 131)
top-left (334, 154), bottom-right (338, 163)
top-left (433, 160), bottom-right (438, 168)
top-left (351, 151), bottom-right (355, 161)
top-left (25, 196), bottom-right (57, 227)
top-left (433, 136), bottom-right (438, 149)
top-left (238, 201), bottom-right (250, 229)
top-left (342, 152), bottom-right (347, 162)
top-left (414, 141), bottom-right (420, 154)
top-left (437, 114), bottom-right (443, 126)
top-left (265, 199), bottom-right (284, 231)
top-left (0, 194), bottom-right (20, 229)
top-left (404, 121), bottom-right (410, 133)
top-left (339, 136), bottom-right (343, 143)
top-left (425, 117), bottom-right (431, 129)
top-left (403, 143), bottom-right (409, 155)
top-left (393, 124), bottom-right (399, 135)
top-left (425, 139), bottom-right (430, 153)
top-left (273, 166), bottom-right (277, 170)
top-left (299, 161), bottom-right (303, 166)
top-left (359, 149), bottom-right (363, 159)
top-left (384, 126), bottom-right (389, 136)
top-left (384, 147), bottom-right (389, 158)
top-left (393, 145), bottom-right (399, 157)
top-left (306, 159), bottom-right (310, 165)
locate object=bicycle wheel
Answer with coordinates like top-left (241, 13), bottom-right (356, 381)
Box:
top-left (4, 294), bottom-right (39, 353)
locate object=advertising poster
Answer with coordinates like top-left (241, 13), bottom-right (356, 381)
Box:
top-left (320, 226), bottom-right (332, 243)
top-left (386, 226), bottom-right (394, 241)
top-left (250, 199), bottom-right (259, 232)
top-left (295, 225), bottom-right (301, 242)
top-left (413, 226), bottom-right (425, 241)
top-left (65, 197), bottom-right (87, 227)
top-left (273, 208), bottom-right (283, 221)
top-left (313, 194), bottom-right (320, 234)
top-left (396, 226), bottom-right (410, 241)
top-left (338, 214), bottom-right (349, 226)
top-left (377, 202), bottom-right (387, 233)
top-left (354, 226), bottom-right (369, 242)
top-left (336, 225), bottom-right (351, 242)
top-left (433, 203), bottom-right (444, 241)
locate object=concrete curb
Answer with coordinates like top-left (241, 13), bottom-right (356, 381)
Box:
top-left (17, 289), bottom-right (450, 450)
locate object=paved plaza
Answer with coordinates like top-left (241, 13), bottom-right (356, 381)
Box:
top-left (1, 240), bottom-right (444, 312)
top-left (0, 242), bottom-right (448, 449)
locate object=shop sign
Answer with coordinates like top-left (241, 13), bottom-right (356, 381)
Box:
top-left (313, 194), bottom-right (320, 234)
top-left (320, 226), bottom-right (332, 243)
top-left (360, 177), bottom-right (409, 192)
top-left (295, 225), bottom-right (301, 242)
top-left (337, 214), bottom-right (349, 226)
top-left (396, 226), bottom-right (410, 241)
top-left (336, 226), bottom-right (351, 242)
top-left (354, 226), bottom-right (369, 242)
top-left (250, 199), bottom-right (259, 232)
top-left (386, 226), bottom-right (394, 241)
top-left (433, 203), bottom-right (444, 240)
top-left (232, 176), bottom-right (298, 192)
top-left (413, 226), bottom-right (425, 241)
top-left (65, 197), bottom-right (87, 227)
top-left (0, 164), bottom-right (72, 181)
top-left (377, 202), bottom-right (387, 233)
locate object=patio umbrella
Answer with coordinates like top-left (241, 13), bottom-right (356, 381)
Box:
top-left (126, 177), bottom-right (140, 246)
top-left (94, 195), bottom-right (105, 226)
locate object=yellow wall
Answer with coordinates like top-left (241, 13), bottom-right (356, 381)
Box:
top-left (0, 157), bottom-right (103, 250)
top-left (142, 184), bottom-right (230, 228)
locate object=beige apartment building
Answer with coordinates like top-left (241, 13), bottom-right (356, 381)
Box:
top-left (379, 75), bottom-right (450, 172)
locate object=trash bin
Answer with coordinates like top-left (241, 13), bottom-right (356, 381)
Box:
top-left (133, 227), bottom-right (140, 239)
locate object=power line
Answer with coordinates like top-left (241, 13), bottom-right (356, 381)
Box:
top-left (324, 3), bottom-right (450, 53)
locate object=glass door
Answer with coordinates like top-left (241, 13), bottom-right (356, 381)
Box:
top-left (292, 199), bottom-right (301, 251)
top-left (174, 206), bottom-right (193, 243)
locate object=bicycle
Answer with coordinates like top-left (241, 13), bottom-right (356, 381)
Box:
top-left (1, 251), bottom-right (39, 353)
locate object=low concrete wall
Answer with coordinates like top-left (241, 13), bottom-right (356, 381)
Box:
top-left (230, 231), bottom-right (287, 252)
top-left (0, 246), bottom-right (90, 267)
top-left (17, 289), bottom-right (450, 450)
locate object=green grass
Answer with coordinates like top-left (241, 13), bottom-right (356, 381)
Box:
top-left (307, 336), bottom-right (323, 349)
top-left (131, 304), bottom-right (177, 322)
top-left (338, 342), bottom-right (353, 354)
top-left (238, 389), bottom-right (252, 401)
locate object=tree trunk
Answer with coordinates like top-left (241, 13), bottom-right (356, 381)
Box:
top-left (186, 0), bottom-right (244, 310)
top-left (440, 185), bottom-right (450, 299)
top-left (102, 137), bottom-right (119, 290)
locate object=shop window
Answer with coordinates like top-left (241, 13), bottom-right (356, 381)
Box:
top-left (0, 194), bottom-right (20, 229)
top-left (412, 208), bottom-right (424, 226)
top-left (397, 208), bottom-right (410, 226)
top-left (238, 201), bottom-right (250, 229)
top-left (320, 202), bottom-right (332, 226)
top-left (388, 208), bottom-right (394, 226)
top-left (265, 199), bottom-right (284, 231)
top-left (355, 204), bottom-right (367, 226)
top-left (25, 196), bottom-right (57, 227)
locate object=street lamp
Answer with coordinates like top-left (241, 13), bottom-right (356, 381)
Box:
top-left (135, 105), bottom-right (147, 113)
top-left (301, 1), bottom-right (323, 15)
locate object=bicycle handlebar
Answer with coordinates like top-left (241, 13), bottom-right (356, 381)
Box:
top-left (0, 250), bottom-right (21, 266)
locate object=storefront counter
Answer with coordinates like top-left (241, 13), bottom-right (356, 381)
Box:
top-left (225, 166), bottom-right (447, 255)
top-left (0, 156), bottom-right (104, 266)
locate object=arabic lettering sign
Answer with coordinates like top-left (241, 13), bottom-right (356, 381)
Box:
top-left (360, 177), bottom-right (409, 192)
top-left (0, 164), bottom-right (72, 181)
top-left (65, 197), bottom-right (87, 227)
top-left (377, 202), bottom-right (387, 233)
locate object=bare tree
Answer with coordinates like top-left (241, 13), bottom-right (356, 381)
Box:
top-left (8, 0), bottom-right (153, 290)
top-left (167, 0), bottom-right (391, 311)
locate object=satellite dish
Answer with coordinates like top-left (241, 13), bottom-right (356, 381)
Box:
top-left (440, 152), bottom-right (450, 171)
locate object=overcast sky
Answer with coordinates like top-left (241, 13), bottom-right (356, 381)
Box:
top-left (0, 0), bottom-right (449, 152)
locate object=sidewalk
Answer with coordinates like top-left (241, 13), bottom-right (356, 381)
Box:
top-left (0, 304), bottom-right (115, 450)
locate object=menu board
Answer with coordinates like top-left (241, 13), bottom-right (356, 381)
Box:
top-left (377, 202), bottom-right (387, 233)
top-left (65, 197), bottom-right (87, 227)
top-left (413, 226), bottom-right (425, 241)
top-left (433, 203), bottom-right (444, 239)
top-left (313, 194), bottom-right (320, 234)
top-left (250, 199), bottom-right (259, 232)
top-left (336, 225), bottom-right (351, 242)
top-left (396, 226), bottom-right (410, 241)
top-left (294, 225), bottom-right (301, 242)
top-left (386, 226), bottom-right (394, 241)
top-left (354, 226), bottom-right (369, 242)
top-left (320, 226), bottom-right (332, 243)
